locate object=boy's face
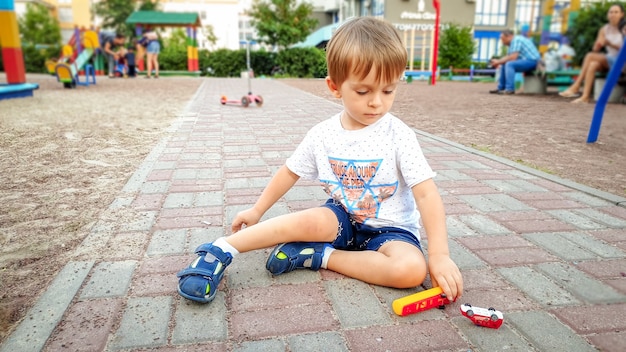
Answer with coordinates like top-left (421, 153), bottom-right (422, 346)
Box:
top-left (326, 68), bottom-right (398, 130)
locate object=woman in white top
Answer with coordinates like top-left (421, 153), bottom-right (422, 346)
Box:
top-left (559, 3), bottom-right (625, 103)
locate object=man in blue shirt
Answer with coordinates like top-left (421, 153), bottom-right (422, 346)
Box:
top-left (489, 29), bottom-right (541, 94)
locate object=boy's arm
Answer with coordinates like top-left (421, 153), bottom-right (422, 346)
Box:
top-left (231, 164), bottom-right (300, 232)
top-left (412, 179), bottom-right (463, 300)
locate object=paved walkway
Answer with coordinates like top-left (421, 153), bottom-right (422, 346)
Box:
top-left (2, 79), bottom-right (626, 352)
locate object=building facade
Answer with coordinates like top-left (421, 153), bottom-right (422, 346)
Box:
top-left (13, 0), bottom-right (612, 61)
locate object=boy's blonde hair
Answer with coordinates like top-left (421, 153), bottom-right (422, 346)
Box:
top-left (326, 17), bottom-right (407, 87)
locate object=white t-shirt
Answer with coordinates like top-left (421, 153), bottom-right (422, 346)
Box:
top-left (286, 112), bottom-right (436, 236)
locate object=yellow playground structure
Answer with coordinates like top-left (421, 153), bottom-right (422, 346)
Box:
top-left (47, 29), bottom-right (99, 88)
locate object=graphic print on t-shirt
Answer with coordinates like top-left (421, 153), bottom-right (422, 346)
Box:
top-left (322, 157), bottom-right (398, 223)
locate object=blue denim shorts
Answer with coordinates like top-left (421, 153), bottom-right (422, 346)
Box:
top-left (607, 55), bottom-right (616, 69)
top-left (321, 199), bottom-right (422, 252)
top-left (147, 41), bottom-right (160, 54)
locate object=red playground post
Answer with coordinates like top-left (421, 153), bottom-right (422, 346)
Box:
top-left (431, 0), bottom-right (441, 86)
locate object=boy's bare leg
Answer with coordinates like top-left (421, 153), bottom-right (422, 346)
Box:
top-left (327, 241), bottom-right (427, 288)
top-left (226, 207), bottom-right (426, 289)
top-left (225, 207), bottom-right (340, 252)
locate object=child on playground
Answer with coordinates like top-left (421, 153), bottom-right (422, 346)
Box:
top-left (177, 17), bottom-right (463, 304)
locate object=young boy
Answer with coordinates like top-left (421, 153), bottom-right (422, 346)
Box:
top-left (177, 17), bottom-right (464, 304)
top-left (125, 45), bottom-right (136, 78)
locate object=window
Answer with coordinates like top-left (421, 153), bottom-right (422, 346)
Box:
top-left (58, 7), bottom-right (73, 23)
top-left (515, 0), bottom-right (541, 33)
top-left (473, 30), bottom-right (502, 62)
top-left (474, 0), bottom-right (508, 27)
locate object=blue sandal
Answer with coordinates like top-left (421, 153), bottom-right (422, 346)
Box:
top-left (177, 243), bottom-right (232, 303)
top-left (266, 242), bottom-right (330, 275)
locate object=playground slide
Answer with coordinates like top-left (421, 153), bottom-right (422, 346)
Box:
top-left (54, 48), bottom-right (93, 88)
top-left (45, 33), bottom-right (78, 75)
top-left (53, 30), bottom-right (99, 88)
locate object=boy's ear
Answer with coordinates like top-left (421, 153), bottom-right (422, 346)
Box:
top-left (325, 76), bottom-right (342, 98)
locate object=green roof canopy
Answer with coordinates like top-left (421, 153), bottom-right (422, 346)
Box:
top-left (126, 11), bottom-right (201, 27)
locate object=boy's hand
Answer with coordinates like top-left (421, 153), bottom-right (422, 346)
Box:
top-left (231, 207), bottom-right (263, 233)
top-left (428, 254), bottom-right (463, 301)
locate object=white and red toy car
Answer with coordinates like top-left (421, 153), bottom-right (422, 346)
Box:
top-left (460, 304), bottom-right (504, 329)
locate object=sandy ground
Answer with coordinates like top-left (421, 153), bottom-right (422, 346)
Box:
top-left (0, 73), bottom-right (624, 342)
top-left (0, 73), bottom-right (202, 341)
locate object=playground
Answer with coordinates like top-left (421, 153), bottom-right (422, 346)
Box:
top-left (1, 74), bottom-right (625, 341)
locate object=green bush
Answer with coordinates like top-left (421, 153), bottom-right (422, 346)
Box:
top-left (22, 45), bottom-right (62, 74)
top-left (275, 47), bottom-right (326, 78)
top-left (565, 2), bottom-right (617, 66)
top-left (158, 42), bottom-right (188, 71)
top-left (438, 23), bottom-right (476, 69)
top-left (197, 47), bottom-right (326, 78)
top-left (202, 48), bottom-right (247, 77)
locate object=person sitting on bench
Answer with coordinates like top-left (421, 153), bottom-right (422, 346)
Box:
top-left (559, 3), bottom-right (625, 104)
top-left (489, 29), bottom-right (542, 95)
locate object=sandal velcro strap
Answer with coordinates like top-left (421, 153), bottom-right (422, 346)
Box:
top-left (195, 243), bottom-right (233, 266)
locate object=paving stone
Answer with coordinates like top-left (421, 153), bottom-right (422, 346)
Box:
top-left (524, 232), bottom-right (600, 261)
top-left (524, 199), bottom-right (586, 210)
top-left (455, 288), bottom-right (537, 311)
top-left (326, 279), bottom-right (392, 328)
top-left (230, 302), bottom-right (337, 340)
top-left (109, 296), bottom-right (172, 350)
top-left (163, 192), bottom-right (195, 208)
top-left (452, 316), bottom-right (532, 352)
top-left (147, 229), bottom-right (187, 256)
top-left (45, 298), bottom-right (123, 352)
top-left (575, 258), bottom-right (626, 278)
top-left (474, 246), bottom-right (559, 267)
top-left (562, 191), bottom-right (614, 207)
top-left (130, 272), bottom-right (178, 296)
top-left (560, 231), bottom-right (626, 258)
top-left (457, 235), bottom-right (533, 251)
top-left (497, 267), bottom-right (580, 306)
top-left (0, 261), bottom-right (93, 352)
top-left (448, 240), bottom-right (487, 269)
top-left (446, 215), bottom-right (480, 237)
top-left (344, 320), bottom-right (468, 351)
top-left (506, 310), bottom-right (596, 352)
top-left (587, 331), bottom-right (626, 352)
top-left (536, 262), bottom-right (625, 303)
top-left (80, 260), bottom-right (137, 299)
top-left (436, 169), bottom-right (475, 181)
top-left (172, 294), bottom-right (227, 344)
top-left (287, 332), bottom-right (349, 352)
top-left (118, 210), bottom-right (158, 232)
top-left (483, 179), bottom-right (547, 193)
top-left (552, 303), bottom-right (626, 334)
top-left (140, 180), bottom-right (171, 194)
top-left (457, 214), bottom-right (513, 235)
top-left (230, 282), bottom-right (326, 312)
top-left (500, 218), bottom-right (577, 233)
top-left (546, 209), bottom-right (607, 230)
top-left (458, 194), bottom-right (523, 212)
top-left (460, 269), bottom-right (512, 290)
top-left (98, 232), bottom-right (148, 260)
top-left (189, 227), bottom-right (224, 251)
top-left (572, 208), bottom-right (626, 228)
top-left (233, 339), bottom-right (286, 352)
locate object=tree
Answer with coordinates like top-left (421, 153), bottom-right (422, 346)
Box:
top-left (437, 23), bottom-right (475, 69)
top-left (93, 0), bottom-right (159, 35)
top-left (248, 0), bottom-right (318, 49)
top-left (203, 24), bottom-right (218, 50)
top-left (17, 3), bottom-right (62, 73)
top-left (18, 3), bottom-right (62, 46)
